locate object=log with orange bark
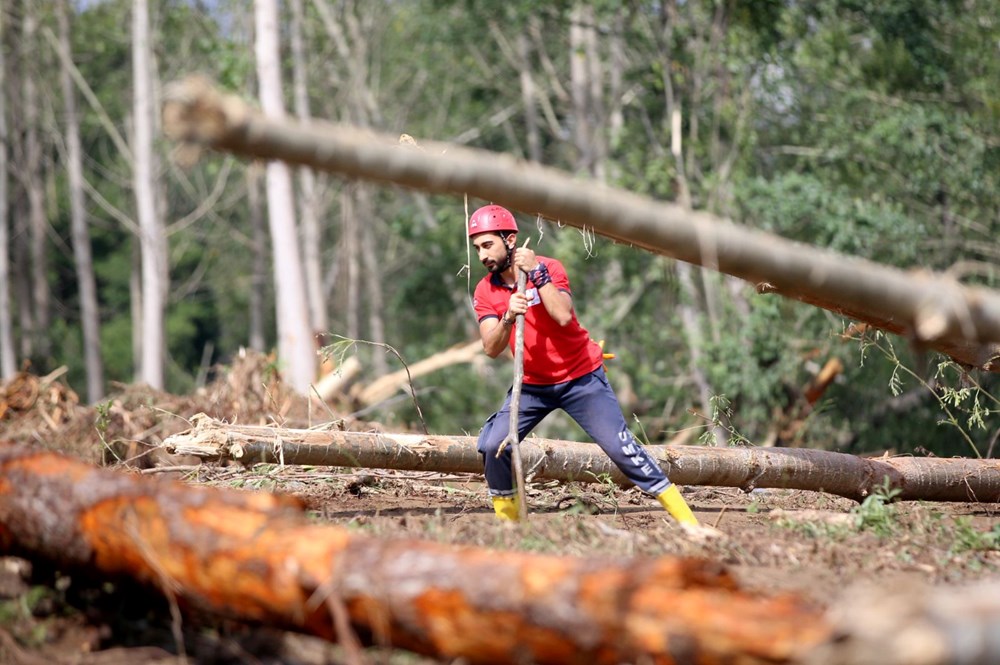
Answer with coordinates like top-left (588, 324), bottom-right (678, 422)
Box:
top-left (0, 441), bottom-right (832, 664)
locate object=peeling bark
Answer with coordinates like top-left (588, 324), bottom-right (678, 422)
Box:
top-left (164, 415), bottom-right (1000, 503)
top-left (0, 442), bottom-right (830, 664)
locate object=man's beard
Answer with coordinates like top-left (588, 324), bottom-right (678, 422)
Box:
top-left (486, 254), bottom-right (512, 274)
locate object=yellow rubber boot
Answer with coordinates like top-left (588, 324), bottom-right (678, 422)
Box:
top-left (657, 485), bottom-right (698, 526)
top-left (492, 496), bottom-right (520, 522)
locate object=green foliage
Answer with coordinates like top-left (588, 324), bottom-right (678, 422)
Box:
top-left (852, 477), bottom-right (902, 536)
top-left (852, 330), bottom-right (1000, 457)
top-left (949, 518), bottom-right (1000, 555)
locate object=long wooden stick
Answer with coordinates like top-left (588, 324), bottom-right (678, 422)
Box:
top-left (508, 265), bottom-right (529, 520)
top-left (497, 239), bottom-right (531, 521)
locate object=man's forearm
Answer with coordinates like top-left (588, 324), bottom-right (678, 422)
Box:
top-left (537, 283), bottom-right (573, 326)
top-left (482, 315), bottom-right (514, 357)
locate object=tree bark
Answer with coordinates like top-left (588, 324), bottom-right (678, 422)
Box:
top-left (57, 0), bottom-right (105, 404)
top-left (0, 442), bottom-right (830, 665)
top-left (22, 1), bottom-right (51, 366)
top-left (163, 415), bottom-right (1000, 504)
top-left (246, 162), bottom-right (268, 353)
top-left (254, 0), bottom-right (317, 394)
top-left (5, 443), bottom-right (1000, 665)
top-left (160, 78), bottom-right (1000, 374)
top-left (132, 0), bottom-right (167, 390)
top-left (289, 0), bottom-right (327, 336)
top-left (0, 8), bottom-right (14, 382)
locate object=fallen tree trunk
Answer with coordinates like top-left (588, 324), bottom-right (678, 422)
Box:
top-left (5, 443), bottom-right (1000, 665)
top-left (0, 442), bottom-right (830, 664)
top-left (164, 415), bottom-right (1000, 503)
top-left (161, 76), bottom-right (1000, 373)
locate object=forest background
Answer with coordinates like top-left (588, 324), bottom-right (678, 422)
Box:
top-left (1, 0), bottom-right (998, 459)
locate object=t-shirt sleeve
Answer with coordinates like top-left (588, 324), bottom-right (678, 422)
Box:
top-left (544, 258), bottom-right (572, 294)
top-left (473, 282), bottom-right (499, 323)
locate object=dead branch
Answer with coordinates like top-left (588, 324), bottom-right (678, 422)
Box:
top-left (352, 339), bottom-right (482, 407)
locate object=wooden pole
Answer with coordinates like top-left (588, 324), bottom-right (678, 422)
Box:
top-left (163, 415), bottom-right (1000, 503)
top-left (496, 238), bottom-right (532, 521)
top-left (508, 264), bottom-right (529, 520)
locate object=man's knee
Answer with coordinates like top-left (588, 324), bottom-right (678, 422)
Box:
top-left (476, 414), bottom-right (509, 458)
top-left (478, 433), bottom-right (507, 460)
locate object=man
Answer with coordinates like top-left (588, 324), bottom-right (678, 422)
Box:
top-left (469, 204), bottom-right (698, 525)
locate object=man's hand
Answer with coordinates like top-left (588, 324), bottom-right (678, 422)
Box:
top-left (512, 247), bottom-right (538, 273)
top-left (507, 291), bottom-right (529, 318)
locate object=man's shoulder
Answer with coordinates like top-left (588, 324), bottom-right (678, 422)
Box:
top-left (473, 274), bottom-right (503, 299)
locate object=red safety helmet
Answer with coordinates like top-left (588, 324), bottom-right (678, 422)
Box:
top-left (467, 204), bottom-right (518, 237)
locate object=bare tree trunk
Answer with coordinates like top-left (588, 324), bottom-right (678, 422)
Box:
top-left (165, 416), bottom-right (1000, 504)
top-left (343, 184), bottom-right (360, 339)
top-left (132, 0), bottom-right (166, 389)
top-left (569, 4), bottom-right (593, 176)
top-left (358, 186), bottom-right (388, 375)
top-left (160, 79), bottom-right (1000, 372)
top-left (255, 0), bottom-right (317, 394)
top-left (675, 262), bottom-right (727, 446)
top-left (583, 4), bottom-right (606, 181)
top-left (129, 239), bottom-right (142, 381)
top-left (289, 0), bottom-right (327, 336)
top-left (57, 0), bottom-right (104, 403)
top-left (246, 162), bottom-right (267, 353)
top-left (516, 33), bottom-right (542, 163)
top-left (22, 1), bottom-right (51, 366)
top-left (0, 8), bottom-right (15, 381)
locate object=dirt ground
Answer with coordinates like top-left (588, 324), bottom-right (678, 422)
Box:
top-left (2, 356), bottom-right (999, 664)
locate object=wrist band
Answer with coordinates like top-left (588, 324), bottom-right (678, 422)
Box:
top-left (528, 262), bottom-right (551, 288)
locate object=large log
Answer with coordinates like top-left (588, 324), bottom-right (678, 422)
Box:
top-left (160, 76), bottom-right (1000, 373)
top-left (164, 415), bottom-right (1000, 503)
top-left (0, 442), bottom-right (829, 664)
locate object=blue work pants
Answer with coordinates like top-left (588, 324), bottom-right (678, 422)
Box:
top-left (476, 367), bottom-right (672, 497)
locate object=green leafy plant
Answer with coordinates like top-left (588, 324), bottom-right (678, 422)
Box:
top-left (851, 476), bottom-right (902, 536)
top-left (698, 395), bottom-right (754, 447)
top-left (855, 329), bottom-right (998, 458)
top-left (320, 336), bottom-right (429, 434)
top-left (948, 518), bottom-right (1000, 555)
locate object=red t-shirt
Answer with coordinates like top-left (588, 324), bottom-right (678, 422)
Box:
top-left (473, 256), bottom-right (604, 385)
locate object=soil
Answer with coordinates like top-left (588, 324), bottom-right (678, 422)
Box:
top-left (2, 354), bottom-right (999, 664)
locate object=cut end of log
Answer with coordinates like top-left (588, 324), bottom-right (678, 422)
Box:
top-left (162, 76), bottom-right (250, 163)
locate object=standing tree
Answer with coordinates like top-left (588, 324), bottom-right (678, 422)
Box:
top-left (57, 0), bottom-right (105, 402)
top-left (132, 0), bottom-right (166, 389)
top-left (21, 0), bottom-right (51, 367)
top-left (0, 6), bottom-right (14, 381)
top-left (255, 0), bottom-right (316, 393)
top-left (289, 0), bottom-right (327, 338)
